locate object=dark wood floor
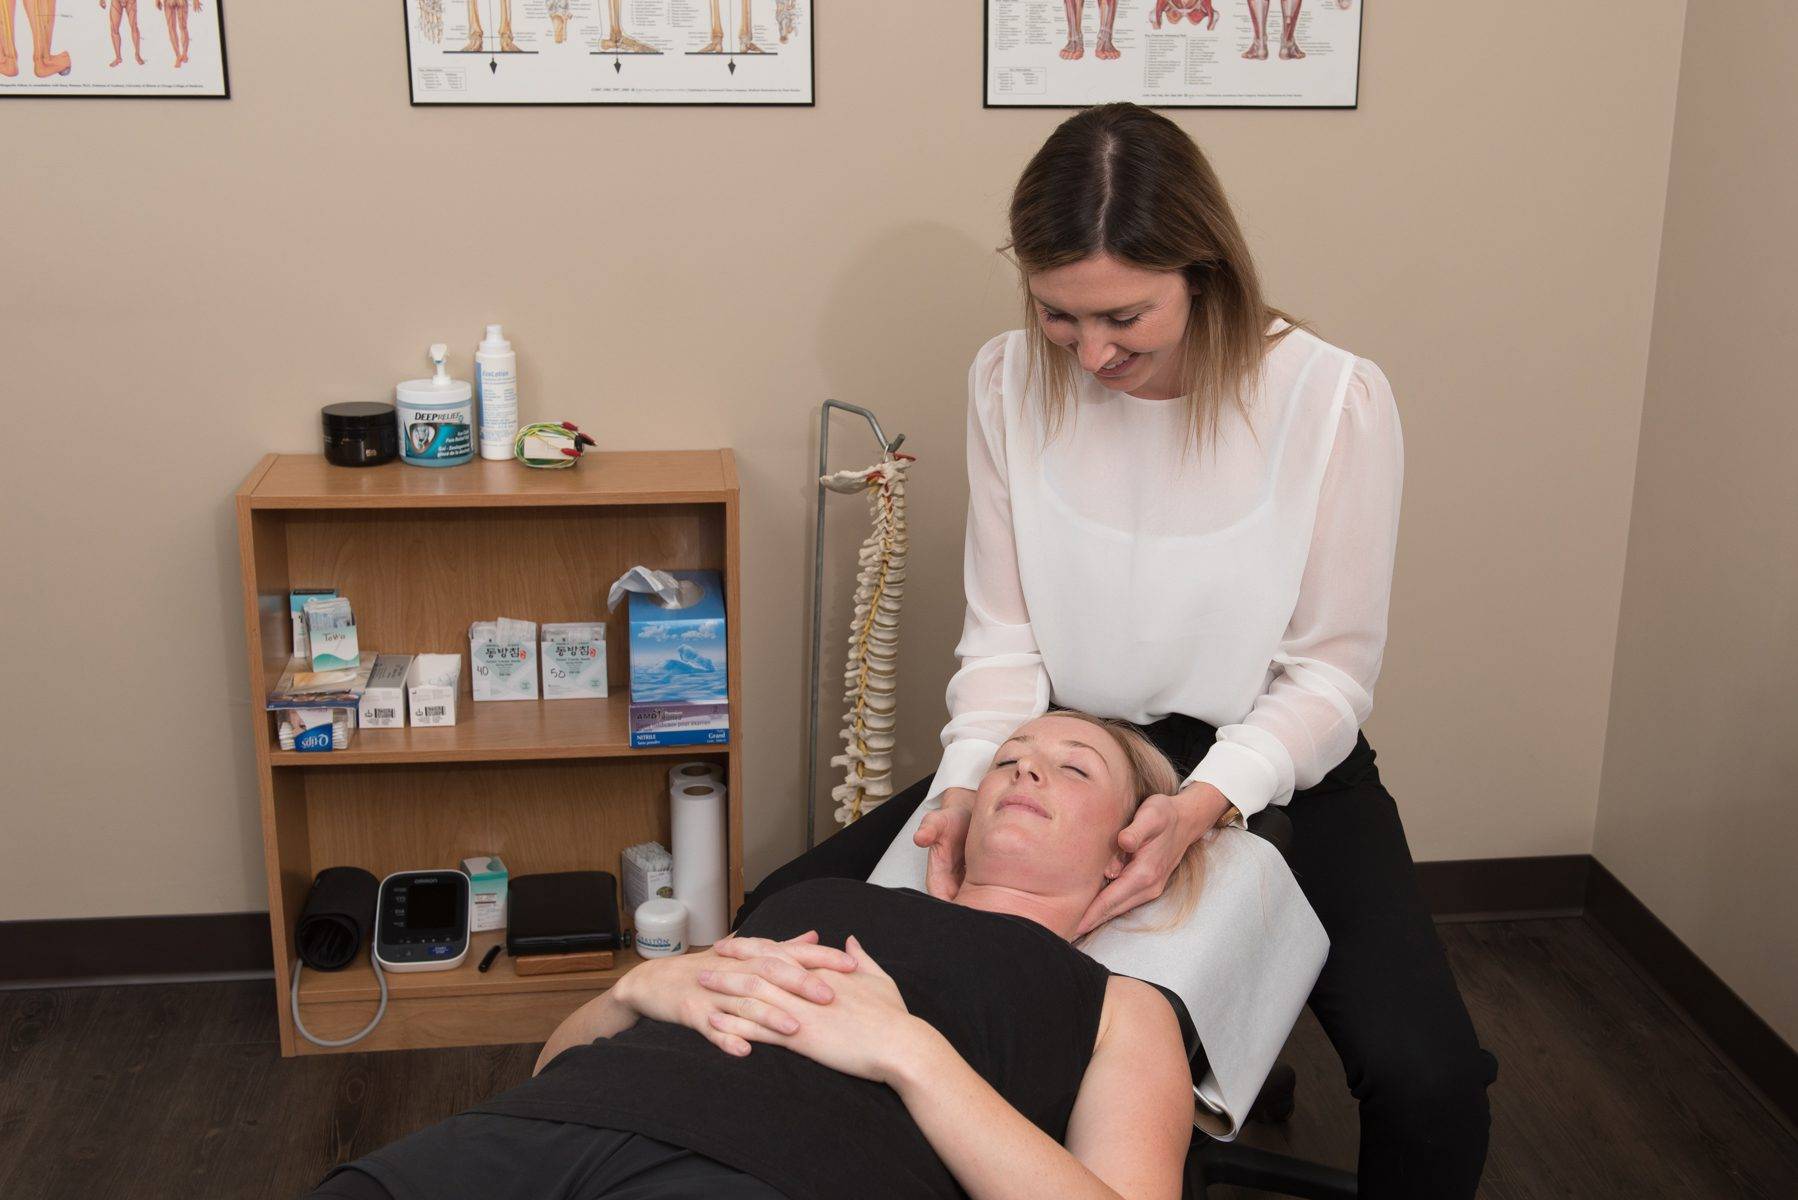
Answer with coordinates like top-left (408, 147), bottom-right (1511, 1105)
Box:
top-left (2, 917), bottom-right (1793, 1200)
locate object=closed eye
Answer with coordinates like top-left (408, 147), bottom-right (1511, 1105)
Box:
top-left (1063, 764), bottom-right (1088, 777)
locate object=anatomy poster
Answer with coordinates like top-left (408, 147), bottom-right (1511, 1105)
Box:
top-left (987, 1), bottom-right (1360, 108)
top-left (0, 0), bottom-right (228, 98)
top-left (405, 1), bottom-right (813, 106)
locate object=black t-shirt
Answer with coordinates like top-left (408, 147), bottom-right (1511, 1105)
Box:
top-left (475, 878), bottom-right (1113, 1200)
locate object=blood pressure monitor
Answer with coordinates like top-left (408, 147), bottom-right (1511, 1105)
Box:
top-left (375, 870), bottom-right (471, 972)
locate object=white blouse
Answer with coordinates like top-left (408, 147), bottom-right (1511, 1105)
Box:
top-left (930, 321), bottom-right (1404, 819)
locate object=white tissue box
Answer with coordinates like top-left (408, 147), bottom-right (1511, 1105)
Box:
top-left (627, 570), bottom-right (728, 746)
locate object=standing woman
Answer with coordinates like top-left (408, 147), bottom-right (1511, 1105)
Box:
top-left (739, 102), bottom-right (1496, 1197)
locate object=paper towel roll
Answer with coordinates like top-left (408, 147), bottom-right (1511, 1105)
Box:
top-left (667, 761), bottom-right (725, 793)
top-left (670, 780), bottom-right (728, 945)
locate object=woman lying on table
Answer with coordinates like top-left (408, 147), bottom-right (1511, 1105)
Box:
top-left (307, 711), bottom-right (1201, 1200)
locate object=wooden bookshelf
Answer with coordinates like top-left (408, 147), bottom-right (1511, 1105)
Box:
top-left (235, 452), bottom-right (742, 1056)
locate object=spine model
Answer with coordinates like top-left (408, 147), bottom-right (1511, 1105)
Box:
top-left (825, 453), bottom-right (914, 826)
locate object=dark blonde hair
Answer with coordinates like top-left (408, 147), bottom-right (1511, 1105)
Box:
top-left (1003, 102), bottom-right (1303, 450)
top-left (1043, 709), bottom-right (1208, 932)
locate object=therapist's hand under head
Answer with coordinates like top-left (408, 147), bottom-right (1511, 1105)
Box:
top-left (624, 931), bottom-right (856, 1057)
top-left (913, 787), bottom-right (977, 900)
top-left (1073, 781), bottom-right (1233, 937)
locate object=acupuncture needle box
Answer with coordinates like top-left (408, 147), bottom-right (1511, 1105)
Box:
top-left (542, 623), bottom-right (608, 700)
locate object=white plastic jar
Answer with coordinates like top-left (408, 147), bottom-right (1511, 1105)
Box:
top-left (633, 898), bottom-right (689, 958)
top-left (395, 343), bottom-right (475, 467)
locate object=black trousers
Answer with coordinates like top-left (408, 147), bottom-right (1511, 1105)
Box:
top-left (739, 715), bottom-right (1497, 1200)
top-left (308, 1114), bottom-right (786, 1200)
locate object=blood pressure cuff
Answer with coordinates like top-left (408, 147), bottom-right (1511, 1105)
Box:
top-left (296, 866), bottom-right (380, 971)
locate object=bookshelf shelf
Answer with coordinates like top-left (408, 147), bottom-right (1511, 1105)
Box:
top-left (269, 694), bottom-right (708, 766)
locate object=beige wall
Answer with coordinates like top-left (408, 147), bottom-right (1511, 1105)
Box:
top-left (1593, 0), bottom-right (1798, 1047)
top-left (0, 3), bottom-right (1690, 921)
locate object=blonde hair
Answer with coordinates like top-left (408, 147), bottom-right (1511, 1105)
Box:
top-left (1002, 102), bottom-right (1304, 452)
top-left (1043, 709), bottom-right (1208, 933)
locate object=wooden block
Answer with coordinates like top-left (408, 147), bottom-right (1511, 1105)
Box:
top-left (513, 950), bottom-right (616, 976)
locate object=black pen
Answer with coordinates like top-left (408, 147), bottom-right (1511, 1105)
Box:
top-left (478, 945), bottom-right (503, 973)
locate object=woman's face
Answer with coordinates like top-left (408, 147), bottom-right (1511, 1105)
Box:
top-left (964, 714), bottom-right (1136, 890)
top-left (1027, 252), bottom-right (1195, 399)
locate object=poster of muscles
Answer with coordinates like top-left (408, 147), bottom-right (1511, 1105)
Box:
top-left (405, 0), bottom-right (814, 106)
top-left (1, 0), bottom-right (228, 98)
top-left (986, 0), bottom-right (1360, 108)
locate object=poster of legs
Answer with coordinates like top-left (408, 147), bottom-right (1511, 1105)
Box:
top-left (987, 0), bottom-right (1360, 108)
top-left (405, 0), bottom-right (813, 105)
top-left (0, 0), bottom-right (228, 97)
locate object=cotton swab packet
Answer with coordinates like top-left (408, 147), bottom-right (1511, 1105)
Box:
top-left (278, 708), bottom-right (353, 752)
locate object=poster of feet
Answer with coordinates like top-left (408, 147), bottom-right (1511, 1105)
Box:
top-left (0, 0), bottom-right (227, 98)
top-left (406, 1), bottom-right (813, 106)
top-left (987, 0), bottom-right (1360, 108)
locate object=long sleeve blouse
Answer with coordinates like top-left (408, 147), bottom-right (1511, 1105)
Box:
top-left (931, 322), bottom-right (1403, 819)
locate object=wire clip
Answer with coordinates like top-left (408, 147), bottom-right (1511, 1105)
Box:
top-left (515, 421), bottom-right (597, 469)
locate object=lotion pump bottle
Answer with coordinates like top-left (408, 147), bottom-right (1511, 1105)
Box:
top-left (475, 324), bottom-right (519, 461)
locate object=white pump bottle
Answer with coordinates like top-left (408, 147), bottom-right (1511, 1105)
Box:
top-left (475, 324), bottom-right (519, 461)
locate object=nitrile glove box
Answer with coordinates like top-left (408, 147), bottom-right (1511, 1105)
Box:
top-left (627, 570), bottom-right (728, 747)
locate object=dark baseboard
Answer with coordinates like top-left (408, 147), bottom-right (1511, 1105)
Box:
top-left (1415, 854), bottom-right (1591, 920)
top-left (1584, 860), bottom-right (1797, 1133)
top-left (0, 912), bottom-right (272, 985)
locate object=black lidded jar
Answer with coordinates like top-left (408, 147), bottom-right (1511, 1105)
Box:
top-left (322, 402), bottom-right (400, 467)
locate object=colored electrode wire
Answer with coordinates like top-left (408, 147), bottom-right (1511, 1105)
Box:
top-left (514, 421), bottom-right (597, 468)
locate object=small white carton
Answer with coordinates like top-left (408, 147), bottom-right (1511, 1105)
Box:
top-left (461, 855), bottom-right (509, 933)
top-left (621, 841), bottom-right (673, 916)
top-left (407, 654), bottom-right (462, 727)
top-left (359, 654), bottom-right (414, 730)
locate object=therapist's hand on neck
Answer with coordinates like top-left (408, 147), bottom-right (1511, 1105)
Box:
top-left (914, 788), bottom-right (978, 900)
top-left (1073, 781), bottom-right (1232, 937)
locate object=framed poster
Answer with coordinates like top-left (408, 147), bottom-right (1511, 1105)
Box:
top-left (0, 0), bottom-right (229, 98)
top-left (404, 1), bottom-right (814, 106)
top-left (985, 0), bottom-right (1360, 109)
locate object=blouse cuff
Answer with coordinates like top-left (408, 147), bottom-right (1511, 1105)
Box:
top-left (1185, 741), bottom-right (1282, 821)
top-left (928, 738), bottom-right (1000, 803)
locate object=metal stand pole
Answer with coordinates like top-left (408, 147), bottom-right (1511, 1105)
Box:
top-left (806, 400), bottom-right (906, 850)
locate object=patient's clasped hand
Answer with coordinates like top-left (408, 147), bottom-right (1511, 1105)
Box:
top-left (310, 712), bottom-right (1198, 1200)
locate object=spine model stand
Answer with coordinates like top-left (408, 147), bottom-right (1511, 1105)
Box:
top-left (824, 452), bottom-right (914, 826)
